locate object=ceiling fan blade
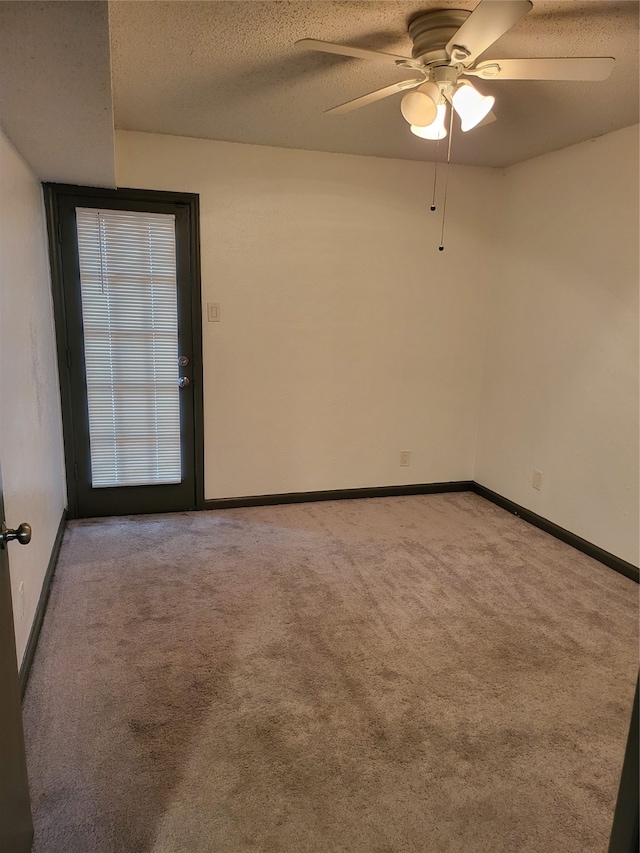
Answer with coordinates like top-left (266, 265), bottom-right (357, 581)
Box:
top-left (446, 0), bottom-right (533, 65)
top-left (476, 109), bottom-right (497, 129)
top-left (468, 56), bottom-right (616, 81)
top-left (295, 38), bottom-right (412, 66)
top-left (325, 79), bottom-right (423, 115)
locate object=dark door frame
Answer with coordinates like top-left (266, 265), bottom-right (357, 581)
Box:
top-left (0, 468), bottom-right (34, 852)
top-left (43, 183), bottom-right (205, 518)
top-left (608, 675), bottom-right (639, 853)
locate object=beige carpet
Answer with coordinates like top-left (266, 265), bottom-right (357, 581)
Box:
top-left (23, 493), bottom-right (638, 853)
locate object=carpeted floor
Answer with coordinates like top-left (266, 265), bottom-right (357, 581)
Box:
top-left (23, 493), bottom-right (638, 853)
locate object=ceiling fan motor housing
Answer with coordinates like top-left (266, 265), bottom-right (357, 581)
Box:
top-left (408, 10), bottom-right (471, 64)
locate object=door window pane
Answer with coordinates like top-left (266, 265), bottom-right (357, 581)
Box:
top-left (76, 208), bottom-right (181, 487)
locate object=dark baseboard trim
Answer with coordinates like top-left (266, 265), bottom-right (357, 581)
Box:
top-left (19, 508), bottom-right (68, 698)
top-left (472, 483), bottom-right (639, 584)
top-left (204, 481), bottom-right (474, 510)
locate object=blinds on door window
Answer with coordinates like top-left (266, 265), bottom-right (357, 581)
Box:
top-left (76, 208), bottom-right (182, 488)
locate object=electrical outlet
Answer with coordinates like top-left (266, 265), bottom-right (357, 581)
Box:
top-left (18, 581), bottom-right (25, 620)
top-left (400, 451), bottom-right (411, 467)
top-left (207, 302), bottom-right (220, 322)
top-left (533, 470), bottom-right (543, 490)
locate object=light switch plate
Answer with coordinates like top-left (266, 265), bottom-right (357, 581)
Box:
top-left (207, 302), bottom-right (220, 322)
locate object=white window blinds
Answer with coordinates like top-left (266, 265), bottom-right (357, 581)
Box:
top-left (76, 208), bottom-right (182, 488)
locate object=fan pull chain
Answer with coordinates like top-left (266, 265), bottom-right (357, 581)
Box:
top-left (439, 105), bottom-right (455, 252)
top-left (430, 134), bottom-right (441, 212)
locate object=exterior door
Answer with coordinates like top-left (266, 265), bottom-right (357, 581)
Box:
top-left (45, 186), bottom-right (203, 518)
top-left (0, 472), bottom-right (33, 853)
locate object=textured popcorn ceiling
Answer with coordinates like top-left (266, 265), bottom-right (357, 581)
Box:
top-left (109, 0), bottom-right (640, 167)
top-left (0, 1), bottom-right (637, 182)
top-left (0, 1), bottom-right (115, 185)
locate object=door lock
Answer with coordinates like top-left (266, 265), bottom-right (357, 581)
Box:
top-left (178, 376), bottom-right (190, 389)
top-left (1, 522), bottom-right (32, 547)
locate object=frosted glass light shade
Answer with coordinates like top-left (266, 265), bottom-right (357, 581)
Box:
top-left (400, 81), bottom-right (440, 127)
top-left (410, 103), bottom-right (447, 140)
top-left (452, 82), bottom-right (495, 132)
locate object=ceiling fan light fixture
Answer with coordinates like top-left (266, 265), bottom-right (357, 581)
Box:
top-left (452, 81), bottom-right (495, 131)
top-left (400, 81), bottom-right (440, 126)
top-left (410, 103), bottom-right (448, 140)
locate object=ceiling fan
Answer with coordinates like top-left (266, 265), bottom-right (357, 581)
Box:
top-left (295, 0), bottom-right (615, 139)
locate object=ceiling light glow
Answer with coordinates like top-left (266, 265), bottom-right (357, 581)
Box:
top-left (452, 82), bottom-right (494, 132)
top-left (410, 103), bottom-right (448, 140)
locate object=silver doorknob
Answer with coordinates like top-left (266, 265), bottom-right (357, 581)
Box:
top-left (1, 522), bottom-right (32, 546)
top-left (178, 377), bottom-right (190, 389)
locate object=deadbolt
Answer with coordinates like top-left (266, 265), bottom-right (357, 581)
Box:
top-left (178, 356), bottom-right (189, 367)
top-left (1, 522), bottom-right (32, 547)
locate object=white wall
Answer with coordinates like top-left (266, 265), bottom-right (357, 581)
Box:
top-left (116, 127), bottom-right (638, 566)
top-left (116, 131), bottom-right (498, 499)
top-left (475, 125), bottom-right (639, 565)
top-left (0, 128), bottom-right (67, 664)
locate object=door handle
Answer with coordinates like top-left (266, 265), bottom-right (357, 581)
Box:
top-left (178, 377), bottom-right (190, 389)
top-left (0, 522), bottom-right (32, 546)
